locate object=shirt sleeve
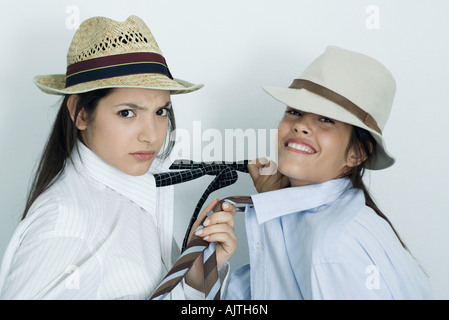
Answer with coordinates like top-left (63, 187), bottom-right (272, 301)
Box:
top-left (0, 197), bottom-right (104, 300)
top-left (0, 234), bottom-right (102, 299)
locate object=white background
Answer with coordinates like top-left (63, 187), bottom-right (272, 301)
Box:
top-left (0, 0), bottom-right (448, 299)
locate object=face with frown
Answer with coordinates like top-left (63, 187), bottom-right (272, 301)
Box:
top-left (277, 106), bottom-right (361, 187)
top-left (68, 88), bottom-right (171, 176)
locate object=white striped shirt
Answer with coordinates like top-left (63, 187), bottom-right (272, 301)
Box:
top-left (0, 141), bottom-right (203, 299)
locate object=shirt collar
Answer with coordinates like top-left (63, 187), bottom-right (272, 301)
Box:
top-left (72, 140), bottom-right (157, 214)
top-left (250, 178), bottom-right (351, 224)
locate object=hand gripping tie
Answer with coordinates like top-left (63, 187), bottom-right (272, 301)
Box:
top-left (150, 160), bottom-right (252, 300)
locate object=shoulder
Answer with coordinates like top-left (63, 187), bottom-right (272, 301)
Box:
top-left (23, 162), bottom-right (118, 242)
top-left (305, 187), bottom-right (409, 266)
top-left (300, 188), bottom-right (390, 263)
top-left (283, 187), bottom-right (432, 299)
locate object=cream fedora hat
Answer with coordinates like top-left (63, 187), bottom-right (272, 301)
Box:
top-left (263, 46), bottom-right (396, 170)
top-left (34, 15), bottom-right (203, 95)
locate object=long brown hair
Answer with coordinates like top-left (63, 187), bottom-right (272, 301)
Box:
top-left (23, 88), bottom-right (176, 219)
top-left (344, 126), bottom-right (407, 249)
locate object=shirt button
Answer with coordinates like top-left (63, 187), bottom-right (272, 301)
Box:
top-left (254, 242), bottom-right (262, 250)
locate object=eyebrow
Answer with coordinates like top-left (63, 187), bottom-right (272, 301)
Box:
top-left (114, 101), bottom-right (172, 110)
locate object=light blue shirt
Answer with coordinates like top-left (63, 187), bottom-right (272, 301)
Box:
top-left (225, 178), bottom-right (433, 300)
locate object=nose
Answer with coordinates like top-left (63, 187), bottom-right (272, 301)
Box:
top-left (293, 114), bottom-right (313, 135)
top-left (138, 116), bottom-right (158, 144)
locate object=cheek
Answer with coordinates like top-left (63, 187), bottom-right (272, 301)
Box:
top-left (157, 120), bottom-right (169, 142)
top-left (87, 116), bottom-right (131, 150)
top-left (277, 121), bottom-right (290, 149)
top-left (101, 121), bottom-right (123, 143)
top-left (150, 119), bottom-right (169, 153)
top-left (319, 132), bottom-right (351, 168)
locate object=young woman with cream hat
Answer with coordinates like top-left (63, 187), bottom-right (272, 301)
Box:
top-left (0, 15), bottom-right (237, 299)
top-left (226, 46), bottom-right (433, 299)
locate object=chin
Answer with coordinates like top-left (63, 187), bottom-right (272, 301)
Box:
top-left (121, 165), bottom-right (152, 176)
top-left (278, 158), bottom-right (303, 178)
top-left (278, 164), bottom-right (316, 186)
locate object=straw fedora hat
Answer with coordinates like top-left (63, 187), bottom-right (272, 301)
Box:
top-left (263, 46), bottom-right (396, 170)
top-left (34, 15), bottom-right (203, 95)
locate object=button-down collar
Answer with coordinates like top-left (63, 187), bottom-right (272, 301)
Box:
top-left (250, 178), bottom-right (351, 225)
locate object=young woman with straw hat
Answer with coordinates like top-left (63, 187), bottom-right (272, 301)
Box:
top-left (227, 46), bottom-right (433, 299)
top-left (0, 15), bottom-right (237, 299)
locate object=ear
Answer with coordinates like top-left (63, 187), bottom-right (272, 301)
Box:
top-left (66, 95), bottom-right (88, 130)
top-left (346, 143), bottom-right (370, 168)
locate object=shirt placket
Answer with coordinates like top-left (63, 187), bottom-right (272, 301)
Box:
top-left (245, 207), bottom-right (266, 299)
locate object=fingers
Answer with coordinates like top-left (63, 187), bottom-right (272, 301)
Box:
top-left (249, 158), bottom-right (278, 176)
top-left (199, 206), bottom-right (236, 231)
top-left (199, 198), bottom-right (220, 220)
top-left (188, 198), bottom-right (220, 242)
top-left (248, 157), bottom-right (291, 193)
top-left (193, 200), bottom-right (238, 268)
top-left (190, 198), bottom-right (219, 230)
top-left (194, 222), bottom-right (235, 242)
top-left (194, 211), bottom-right (237, 267)
top-left (194, 202), bottom-right (236, 240)
top-left (221, 201), bottom-right (237, 215)
top-left (248, 158), bottom-right (265, 182)
top-left (190, 199), bottom-right (236, 238)
top-left (248, 157), bottom-right (272, 182)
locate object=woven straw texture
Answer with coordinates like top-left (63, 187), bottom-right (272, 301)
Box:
top-left (34, 16), bottom-right (202, 95)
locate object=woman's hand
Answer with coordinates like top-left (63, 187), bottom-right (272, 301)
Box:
top-left (248, 158), bottom-right (290, 193)
top-left (192, 198), bottom-right (237, 268)
top-left (185, 199), bottom-right (237, 291)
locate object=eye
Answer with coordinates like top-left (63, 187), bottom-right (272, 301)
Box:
top-left (319, 117), bottom-right (335, 124)
top-left (156, 107), bottom-right (170, 117)
top-left (286, 109), bottom-right (302, 117)
top-left (118, 109), bottom-right (136, 118)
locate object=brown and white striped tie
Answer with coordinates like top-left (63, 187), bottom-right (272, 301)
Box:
top-left (149, 196), bottom-right (252, 300)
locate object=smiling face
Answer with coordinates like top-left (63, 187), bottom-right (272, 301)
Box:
top-left (277, 107), bottom-right (358, 187)
top-left (73, 88), bottom-right (171, 176)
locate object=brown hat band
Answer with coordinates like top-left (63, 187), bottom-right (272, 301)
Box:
top-left (289, 79), bottom-right (382, 134)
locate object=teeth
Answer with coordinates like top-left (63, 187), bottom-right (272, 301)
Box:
top-left (287, 142), bottom-right (314, 154)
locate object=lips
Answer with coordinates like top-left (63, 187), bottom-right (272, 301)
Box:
top-left (131, 150), bottom-right (156, 161)
top-left (284, 138), bottom-right (317, 154)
